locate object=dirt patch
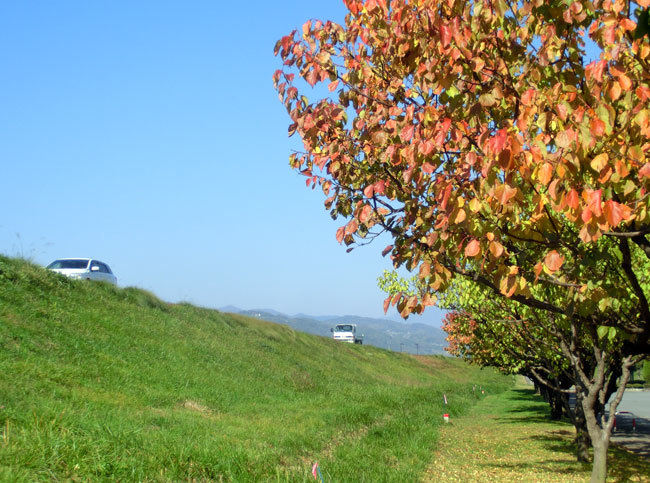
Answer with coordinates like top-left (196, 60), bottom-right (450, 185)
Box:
top-left (180, 400), bottom-right (213, 415)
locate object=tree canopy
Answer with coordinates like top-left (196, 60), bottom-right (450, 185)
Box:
top-left (274, 0), bottom-right (650, 480)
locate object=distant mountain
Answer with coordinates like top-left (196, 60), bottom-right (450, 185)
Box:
top-left (218, 307), bottom-right (448, 355)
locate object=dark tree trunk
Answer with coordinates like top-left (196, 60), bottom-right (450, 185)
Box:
top-left (572, 391), bottom-right (591, 463)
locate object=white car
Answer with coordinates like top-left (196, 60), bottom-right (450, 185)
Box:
top-left (47, 258), bottom-right (117, 285)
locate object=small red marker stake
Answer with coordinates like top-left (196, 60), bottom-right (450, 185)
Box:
top-left (443, 413), bottom-right (450, 423)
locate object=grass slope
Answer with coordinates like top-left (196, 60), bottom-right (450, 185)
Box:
top-left (0, 256), bottom-right (511, 481)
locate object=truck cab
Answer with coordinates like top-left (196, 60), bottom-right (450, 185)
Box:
top-left (331, 324), bottom-right (363, 344)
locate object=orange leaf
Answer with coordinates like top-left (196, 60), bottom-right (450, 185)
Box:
top-left (566, 189), bottom-right (580, 209)
top-left (590, 118), bottom-right (606, 137)
top-left (538, 162), bottom-right (553, 185)
top-left (336, 226), bottom-right (345, 243)
top-left (603, 200), bottom-right (630, 227)
top-left (608, 81), bottom-right (622, 101)
top-left (639, 163), bottom-right (650, 178)
top-left (590, 153), bottom-right (608, 172)
top-left (620, 18), bottom-right (636, 31)
top-left (534, 262), bottom-right (543, 282)
top-left (489, 241), bottom-right (504, 258)
top-left (618, 74), bottom-right (632, 90)
top-left (544, 250), bottom-right (564, 272)
top-left (465, 239), bottom-right (481, 257)
top-left (494, 185), bottom-right (517, 204)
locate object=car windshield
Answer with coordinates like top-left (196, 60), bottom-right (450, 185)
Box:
top-left (47, 259), bottom-right (90, 269)
top-left (334, 325), bottom-right (354, 332)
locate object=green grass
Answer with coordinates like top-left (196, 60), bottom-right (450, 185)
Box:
top-left (0, 256), bottom-right (512, 481)
top-left (424, 379), bottom-right (650, 482)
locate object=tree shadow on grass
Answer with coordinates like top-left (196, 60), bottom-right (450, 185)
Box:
top-left (505, 387), bottom-right (545, 402)
top-left (478, 432), bottom-right (588, 479)
top-left (607, 444), bottom-right (650, 481)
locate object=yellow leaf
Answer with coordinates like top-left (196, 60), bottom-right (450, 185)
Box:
top-left (590, 153), bottom-right (608, 172)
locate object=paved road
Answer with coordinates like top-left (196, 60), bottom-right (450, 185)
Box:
top-left (610, 389), bottom-right (650, 420)
top-left (608, 389), bottom-right (650, 458)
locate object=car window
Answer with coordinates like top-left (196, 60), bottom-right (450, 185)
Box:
top-left (102, 263), bottom-right (113, 274)
top-left (90, 260), bottom-right (100, 270)
top-left (98, 262), bottom-right (110, 273)
top-left (47, 259), bottom-right (90, 269)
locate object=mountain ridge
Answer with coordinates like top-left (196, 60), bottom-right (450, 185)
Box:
top-left (220, 306), bottom-right (448, 354)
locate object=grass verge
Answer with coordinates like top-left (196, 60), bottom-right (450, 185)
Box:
top-left (0, 256), bottom-right (512, 481)
top-left (424, 379), bottom-right (650, 482)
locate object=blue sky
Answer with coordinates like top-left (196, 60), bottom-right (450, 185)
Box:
top-left (0, 1), bottom-right (445, 326)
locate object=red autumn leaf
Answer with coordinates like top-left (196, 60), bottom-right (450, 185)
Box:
top-left (422, 162), bottom-right (435, 173)
top-left (586, 189), bottom-right (603, 217)
top-left (440, 25), bottom-right (452, 48)
top-left (383, 296), bottom-right (391, 314)
top-left (489, 128), bottom-right (508, 153)
top-left (544, 250), bottom-right (564, 272)
top-left (521, 88), bottom-right (536, 106)
top-left (590, 118), bottom-right (606, 137)
top-left (336, 226), bottom-right (345, 243)
top-left (305, 68), bottom-right (319, 87)
top-left (603, 200), bottom-right (630, 227)
top-left (585, 59), bottom-right (605, 83)
top-left (440, 184), bottom-right (453, 211)
top-left (465, 239), bottom-right (481, 257)
top-left (639, 163), bottom-right (650, 178)
top-left (494, 185), bottom-right (517, 204)
top-left (359, 204), bottom-right (373, 223)
top-left (400, 124), bottom-right (415, 142)
top-left (345, 219), bottom-right (358, 235)
top-left (419, 140), bottom-right (435, 156)
top-left (566, 189), bottom-right (580, 210)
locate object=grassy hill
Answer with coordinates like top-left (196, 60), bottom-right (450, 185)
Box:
top-left (0, 256), bottom-right (511, 481)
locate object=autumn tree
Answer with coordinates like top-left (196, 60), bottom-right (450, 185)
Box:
top-left (274, 0), bottom-right (650, 480)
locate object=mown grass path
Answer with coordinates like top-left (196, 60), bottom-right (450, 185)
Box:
top-left (423, 381), bottom-right (650, 482)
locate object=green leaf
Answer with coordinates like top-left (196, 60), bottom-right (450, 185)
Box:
top-left (597, 326), bottom-right (609, 339)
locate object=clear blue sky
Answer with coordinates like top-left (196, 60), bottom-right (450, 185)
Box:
top-left (0, 1), bottom-right (444, 326)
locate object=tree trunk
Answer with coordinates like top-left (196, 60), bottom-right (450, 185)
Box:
top-left (590, 436), bottom-right (609, 483)
top-left (573, 396), bottom-right (591, 463)
top-left (550, 395), bottom-right (563, 420)
top-left (578, 356), bottom-right (632, 483)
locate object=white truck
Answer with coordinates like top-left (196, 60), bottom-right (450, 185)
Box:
top-left (331, 323), bottom-right (364, 344)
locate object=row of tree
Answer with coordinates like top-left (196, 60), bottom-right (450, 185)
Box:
top-left (273, 0), bottom-right (650, 481)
